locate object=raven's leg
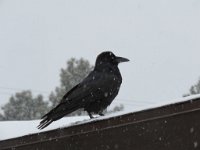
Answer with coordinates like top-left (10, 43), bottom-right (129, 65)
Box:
top-left (87, 111), bottom-right (94, 119)
top-left (99, 113), bottom-right (104, 116)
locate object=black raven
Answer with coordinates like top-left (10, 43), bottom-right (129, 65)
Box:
top-left (37, 51), bottom-right (129, 129)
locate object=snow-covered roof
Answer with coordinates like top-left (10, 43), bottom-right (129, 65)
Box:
top-left (1, 94), bottom-right (200, 140)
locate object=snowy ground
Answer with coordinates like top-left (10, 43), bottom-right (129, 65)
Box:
top-left (1, 94), bottom-right (200, 141)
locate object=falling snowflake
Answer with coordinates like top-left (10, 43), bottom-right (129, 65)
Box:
top-left (114, 144), bottom-right (119, 149)
top-left (194, 141), bottom-right (198, 148)
top-left (104, 92), bottom-right (108, 97)
top-left (190, 127), bottom-right (194, 133)
top-left (91, 92), bottom-right (94, 97)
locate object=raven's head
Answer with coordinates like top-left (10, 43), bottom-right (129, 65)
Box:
top-left (95, 51), bottom-right (129, 67)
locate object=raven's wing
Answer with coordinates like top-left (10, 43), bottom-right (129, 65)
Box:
top-left (38, 71), bottom-right (115, 129)
top-left (60, 71), bottom-right (110, 104)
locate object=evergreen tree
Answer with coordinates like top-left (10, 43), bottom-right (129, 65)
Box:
top-left (184, 78), bottom-right (200, 97)
top-left (105, 104), bottom-right (124, 114)
top-left (49, 58), bottom-right (93, 107)
top-left (0, 113), bottom-right (4, 121)
top-left (49, 58), bottom-right (93, 116)
top-left (1, 90), bottom-right (49, 120)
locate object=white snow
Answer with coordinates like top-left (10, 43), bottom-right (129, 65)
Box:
top-left (194, 141), bottom-right (198, 148)
top-left (190, 127), bottom-right (194, 133)
top-left (0, 116), bottom-right (89, 140)
top-left (1, 94), bottom-right (200, 141)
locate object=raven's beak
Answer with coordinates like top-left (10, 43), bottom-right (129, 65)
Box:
top-left (116, 56), bottom-right (129, 63)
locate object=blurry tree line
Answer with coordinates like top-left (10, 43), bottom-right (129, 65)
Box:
top-left (183, 78), bottom-right (200, 97)
top-left (0, 58), bottom-right (124, 121)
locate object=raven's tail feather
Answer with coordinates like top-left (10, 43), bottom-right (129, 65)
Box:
top-left (37, 103), bottom-right (80, 130)
top-left (37, 117), bottom-right (53, 130)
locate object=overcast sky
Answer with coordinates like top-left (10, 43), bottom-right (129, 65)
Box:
top-left (0, 0), bottom-right (200, 110)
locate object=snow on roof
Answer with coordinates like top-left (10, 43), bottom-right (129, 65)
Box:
top-left (0, 116), bottom-right (89, 140)
top-left (1, 94), bottom-right (200, 140)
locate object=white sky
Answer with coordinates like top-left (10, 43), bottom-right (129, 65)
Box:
top-left (0, 0), bottom-right (200, 110)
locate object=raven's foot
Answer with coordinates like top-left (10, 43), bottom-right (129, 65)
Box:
top-left (88, 112), bottom-right (94, 119)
